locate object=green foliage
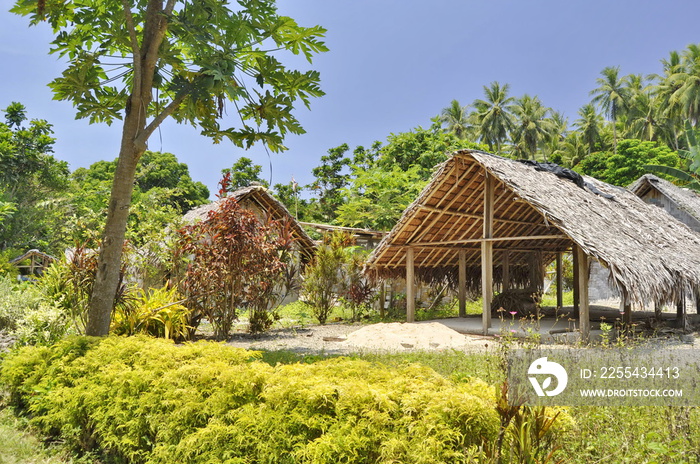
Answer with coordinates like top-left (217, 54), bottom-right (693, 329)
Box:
top-left (575, 139), bottom-right (681, 186)
top-left (0, 102), bottom-right (71, 253)
top-left (111, 286), bottom-right (191, 341)
top-left (0, 408), bottom-right (71, 464)
top-left (301, 232), bottom-right (374, 324)
top-left (0, 274), bottom-right (72, 346)
top-left (336, 165), bottom-right (425, 230)
top-left (222, 157), bottom-right (269, 190)
top-left (36, 243), bottom-right (132, 334)
top-left (1, 336), bottom-right (507, 464)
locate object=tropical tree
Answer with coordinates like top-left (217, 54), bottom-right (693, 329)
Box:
top-left (646, 121), bottom-right (700, 190)
top-left (472, 81), bottom-right (515, 154)
top-left (669, 44), bottom-right (700, 127)
top-left (573, 104), bottom-right (604, 155)
top-left (439, 99), bottom-right (472, 139)
top-left (12, 0), bottom-right (327, 335)
top-left (222, 157), bottom-right (269, 190)
top-left (590, 66), bottom-right (629, 155)
top-left (510, 94), bottom-right (553, 160)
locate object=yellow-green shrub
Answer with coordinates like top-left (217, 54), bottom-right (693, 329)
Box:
top-left (111, 286), bottom-right (191, 340)
top-left (2, 336), bottom-right (508, 464)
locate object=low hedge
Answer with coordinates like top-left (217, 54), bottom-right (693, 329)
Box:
top-left (1, 336), bottom-right (504, 464)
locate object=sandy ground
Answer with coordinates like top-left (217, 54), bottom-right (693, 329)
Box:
top-left (225, 321), bottom-right (494, 354)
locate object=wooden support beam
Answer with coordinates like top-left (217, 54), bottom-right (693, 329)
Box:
top-left (417, 204), bottom-right (544, 227)
top-left (572, 248), bottom-right (580, 318)
top-left (482, 172), bottom-right (494, 335)
top-left (458, 248), bottom-right (467, 318)
top-left (622, 292), bottom-right (632, 325)
top-left (406, 247), bottom-right (415, 323)
top-left (407, 234), bottom-right (567, 247)
top-left (676, 291), bottom-right (686, 329)
top-left (556, 252), bottom-right (563, 309)
top-left (502, 251), bottom-right (510, 292)
top-left (575, 244), bottom-right (590, 342)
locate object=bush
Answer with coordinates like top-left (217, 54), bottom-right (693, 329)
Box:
top-left (1, 336), bottom-right (508, 464)
top-left (111, 286), bottom-right (191, 340)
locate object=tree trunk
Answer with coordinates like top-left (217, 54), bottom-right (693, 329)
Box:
top-left (86, 108), bottom-right (145, 336)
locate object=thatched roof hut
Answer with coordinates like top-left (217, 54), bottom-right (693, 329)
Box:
top-left (10, 249), bottom-right (57, 276)
top-left (183, 185), bottom-right (316, 261)
top-left (629, 174), bottom-right (700, 233)
top-left (366, 149), bottom-right (700, 336)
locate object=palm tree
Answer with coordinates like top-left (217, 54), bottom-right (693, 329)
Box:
top-left (654, 50), bottom-right (684, 148)
top-left (511, 94), bottom-right (553, 160)
top-left (590, 66), bottom-right (629, 155)
top-left (542, 110), bottom-right (568, 161)
top-left (670, 44), bottom-right (700, 127)
top-left (472, 82), bottom-right (515, 154)
top-left (573, 104), bottom-right (603, 155)
top-left (560, 132), bottom-right (588, 168)
top-left (439, 99), bottom-right (471, 139)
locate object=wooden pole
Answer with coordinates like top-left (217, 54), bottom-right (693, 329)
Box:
top-left (575, 244), bottom-right (590, 342)
top-left (556, 252), bottom-right (563, 309)
top-left (676, 291), bottom-right (686, 329)
top-left (623, 291), bottom-right (632, 325)
top-left (572, 249), bottom-right (580, 318)
top-left (458, 248), bottom-right (467, 318)
top-left (482, 172), bottom-right (494, 335)
top-left (406, 247), bottom-right (415, 323)
top-left (502, 251), bottom-right (510, 292)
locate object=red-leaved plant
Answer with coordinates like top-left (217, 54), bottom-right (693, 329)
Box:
top-left (174, 197), bottom-right (286, 338)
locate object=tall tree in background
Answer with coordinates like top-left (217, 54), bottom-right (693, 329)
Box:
top-left (0, 102), bottom-right (70, 252)
top-left (12, 0), bottom-right (327, 335)
top-left (573, 103), bottom-right (603, 155)
top-left (590, 66), bottom-right (628, 155)
top-left (472, 81), bottom-right (515, 154)
top-left (668, 44), bottom-right (700, 128)
top-left (510, 94), bottom-right (553, 160)
top-left (222, 157), bottom-right (268, 191)
top-left (439, 99), bottom-right (471, 139)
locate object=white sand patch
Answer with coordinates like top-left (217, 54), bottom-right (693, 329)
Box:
top-left (340, 322), bottom-right (484, 351)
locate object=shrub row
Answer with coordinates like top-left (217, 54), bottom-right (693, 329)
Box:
top-left (1, 336), bottom-right (509, 464)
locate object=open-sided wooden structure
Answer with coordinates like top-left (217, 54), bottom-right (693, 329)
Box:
top-left (10, 249), bottom-right (56, 276)
top-left (366, 150), bottom-right (700, 340)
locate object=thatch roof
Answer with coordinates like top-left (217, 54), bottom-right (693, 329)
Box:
top-left (183, 185), bottom-right (316, 260)
top-left (366, 149), bottom-right (700, 305)
top-left (629, 174), bottom-right (700, 231)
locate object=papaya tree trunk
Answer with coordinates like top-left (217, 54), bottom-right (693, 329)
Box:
top-left (86, 107), bottom-right (146, 336)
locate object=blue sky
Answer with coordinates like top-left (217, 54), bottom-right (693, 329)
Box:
top-left (2, 1), bottom-right (700, 197)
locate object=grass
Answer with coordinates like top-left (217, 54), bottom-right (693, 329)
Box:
top-left (0, 407), bottom-right (71, 464)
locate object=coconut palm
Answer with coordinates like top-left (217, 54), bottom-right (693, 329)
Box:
top-left (511, 94), bottom-right (553, 160)
top-left (439, 99), bottom-right (471, 139)
top-left (590, 66), bottom-right (629, 155)
top-left (472, 82), bottom-right (515, 154)
top-left (669, 44), bottom-right (700, 127)
top-left (573, 104), bottom-right (603, 155)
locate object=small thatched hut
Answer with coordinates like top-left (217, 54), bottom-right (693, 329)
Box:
top-left (183, 185), bottom-right (316, 262)
top-left (630, 174), bottom-right (700, 233)
top-left (10, 249), bottom-right (56, 277)
top-left (365, 150), bottom-right (700, 339)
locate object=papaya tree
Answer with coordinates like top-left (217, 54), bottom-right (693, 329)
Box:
top-left (11, 0), bottom-right (327, 335)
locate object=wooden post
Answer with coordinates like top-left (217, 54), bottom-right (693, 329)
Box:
top-left (482, 172), bottom-right (494, 335)
top-left (676, 291), bottom-right (686, 329)
top-left (556, 252), bottom-right (563, 309)
top-left (622, 291), bottom-right (632, 325)
top-left (406, 247), bottom-right (415, 323)
top-left (458, 248), bottom-right (467, 318)
top-left (502, 251), bottom-right (510, 292)
top-left (572, 249), bottom-right (580, 318)
top-left (575, 244), bottom-right (590, 342)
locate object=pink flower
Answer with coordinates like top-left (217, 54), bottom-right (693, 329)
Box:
top-left (510, 329), bottom-right (517, 333)
top-left (509, 311), bottom-right (517, 316)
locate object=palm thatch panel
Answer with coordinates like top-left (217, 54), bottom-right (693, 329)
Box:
top-left (183, 185), bottom-right (316, 261)
top-left (366, 149), bottom-right (700, 305)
